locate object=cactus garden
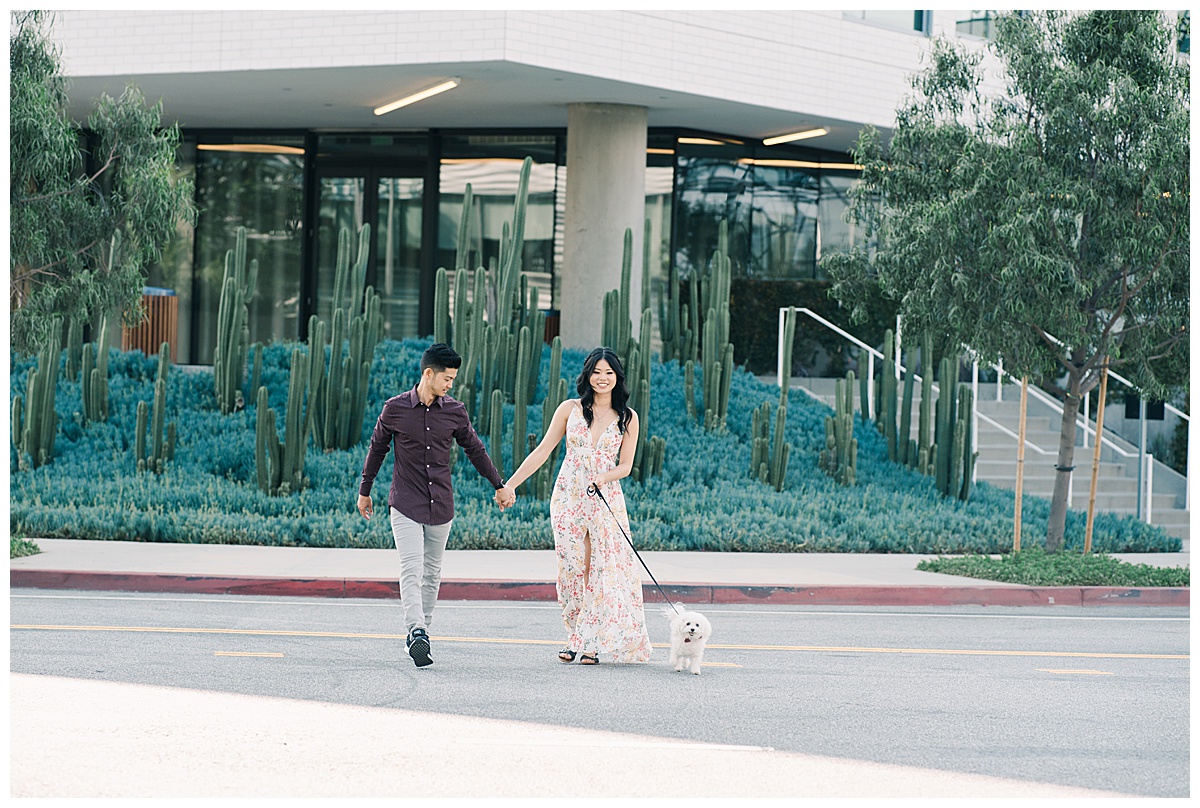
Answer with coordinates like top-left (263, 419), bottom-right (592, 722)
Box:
top-left (8, 331), bottom-right (1178, 554)
top-left (8, 157), bottom-right (1179, 555)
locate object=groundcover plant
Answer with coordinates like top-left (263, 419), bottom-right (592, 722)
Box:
top-left (9, 339), bottom-right (1178, 554)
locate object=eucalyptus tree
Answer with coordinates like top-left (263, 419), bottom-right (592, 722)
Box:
top-left (10, 11), bottom-right (194, 353)
top-left (824, 11), bottom-right (1189, 551)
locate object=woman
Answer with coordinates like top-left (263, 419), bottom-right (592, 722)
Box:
top-left (500, 347), bottom-right (652, 665)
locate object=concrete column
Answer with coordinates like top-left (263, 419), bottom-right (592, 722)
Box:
top-left (560, 103), bottom-right (647, 350)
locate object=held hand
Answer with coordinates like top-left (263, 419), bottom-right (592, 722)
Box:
top-left (357, 494), bottom-right (373, 520)
top-left (494, 485), bottom-right (516, 510)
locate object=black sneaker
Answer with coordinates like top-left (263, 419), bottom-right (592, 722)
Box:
top-left (407, 627), bottom-right (433, 668)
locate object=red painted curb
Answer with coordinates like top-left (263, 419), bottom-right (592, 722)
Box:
top-left (9, 569), bottom-right (1189, 607)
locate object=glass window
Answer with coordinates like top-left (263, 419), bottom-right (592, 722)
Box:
top-left (817, 171), bottom-right (871, 264)
top-left (674, 144), bottom-right (823, 282)
top-left (191, 137), bottom-right (305, 364)
top-left (746, 162), bottom-right (819, 280)
top-left (437, 135), bottom-right (559, 321)
top-left (375, 177), bottom-right (425, 340)
top-left (643, 135), bottom-right (676, 355)
top-left (957, 10), bottom-right (999, 39)
top-left (645, 135), bottom-right (676, 281)
top-left (136, 141), bottom-right (196, 359)
top-left (1179, 11), bottom-right (1190, 54)
top-left (844, 10), bottom-right (929, 34)
top-left (314, 133), bottom-right (428, 341)
top-left (673, 151), bottom-right (753, 281)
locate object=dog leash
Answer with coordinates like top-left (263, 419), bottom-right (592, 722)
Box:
top-left (587, 483), bottom-right (681, 616)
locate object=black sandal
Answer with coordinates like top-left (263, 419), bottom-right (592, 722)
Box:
top-left (579, 653), bottom-right (599, 665)
top-left (558, 649), bottom-right (576, 662)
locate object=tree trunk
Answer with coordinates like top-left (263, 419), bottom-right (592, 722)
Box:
top-left (1046, 372), bottom-right (1083, 552)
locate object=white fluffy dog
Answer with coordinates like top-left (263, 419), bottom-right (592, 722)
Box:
top-left (663, 603), bottom-right (712, 675)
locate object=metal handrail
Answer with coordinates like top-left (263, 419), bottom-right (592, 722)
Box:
top-left (777, 307), bottom-right (936, 422)
top-left (1037, 330), bottom-right (1189, 422)
top-left (976, 348), bottom-right (1139, 461)
top-left (778, 307), bottom-right (1165, 523)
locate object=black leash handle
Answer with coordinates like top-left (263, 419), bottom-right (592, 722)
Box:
top-left (587, 484), bottom-right (681, 615)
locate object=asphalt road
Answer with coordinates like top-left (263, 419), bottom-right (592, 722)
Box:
top-left (9, 589), bottom-right (1190, 798)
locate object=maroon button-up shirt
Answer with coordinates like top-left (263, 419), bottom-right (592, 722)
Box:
top-left (359, 387), bottom-right (503, 525)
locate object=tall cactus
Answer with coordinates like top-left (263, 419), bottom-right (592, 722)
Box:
top-left (312, 224), bottom-right (382, 451)
top-left (819, 370), bottom-right (857, 486)
top-left (135, 342), bottom-right (177, 473)
top-left (64, 317), bottom-right (83, 381)
top-left (957, 385), bottom-right (977, 501)
top-left (534, 337), bottom-right (568, 500)
top-left (434, 266), bottom-right (450, 345)
top-left (489, 388), bottom-right (505, 478)
top-left (698, 221), bottom-right (733, 432)
top-left (918, 332), bottom-right (934, 474)
top-left (601, 228), bottom-right (636, 365)
top-left (878, 329), bottom-right (897, 461)
top-left (13, 321), bottom-right (62, 470)
top-left (899, 350), bottom-right (914, 467)
top-left (750, 400), bottom-right (771, 483)
top-left (657, 235), bottom-right (697, 366)
top-left (81, 315), bottom-right (110, 424)
top-left (511, 325), bottom-right (532, 485)
top-left (859, 349), bottom-right (871, 423)
top-left (214, 226), bottom-right (258, 414)
top-left (255, 345), bottom-right (312, 495)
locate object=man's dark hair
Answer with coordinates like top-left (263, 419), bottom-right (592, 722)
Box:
top-left (421, 343), bottom-right (462, 374)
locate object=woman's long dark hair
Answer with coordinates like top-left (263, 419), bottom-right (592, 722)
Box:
top-left (576, 347), bottom-right (633, 434)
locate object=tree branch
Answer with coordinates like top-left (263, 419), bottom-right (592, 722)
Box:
top-left (14, 148), bottom-right (119, 206)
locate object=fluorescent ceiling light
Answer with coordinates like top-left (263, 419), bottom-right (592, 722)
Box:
top-left (374, 78), bottom-right (461, 116)
top-left (440, 158), bottom-right (527, 165)
top-left (739, 158), bottom-right (864, 170)
top-left (678, 136), bottom-right (744, 146)
top-left (762, 127), bottom-right (829, 146)
top-left (197, 143), bottom-right (305, 155)
top-left (646, 148), bottom-right (676, 155)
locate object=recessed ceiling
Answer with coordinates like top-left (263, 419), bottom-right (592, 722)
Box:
top-left (65, 60), bottom-right (880, 154)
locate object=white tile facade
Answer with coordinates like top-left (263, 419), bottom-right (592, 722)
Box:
top-left (49, 9), bottom-right (1000, 130)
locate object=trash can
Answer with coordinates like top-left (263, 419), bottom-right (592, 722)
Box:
top-left (122, 287), bottom-right (178, 359)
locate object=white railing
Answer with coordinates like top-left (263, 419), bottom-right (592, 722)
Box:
top-left (979, 346), bottom-right (1165, 522)
top-left (778, 307), bottom-right (1167, 523)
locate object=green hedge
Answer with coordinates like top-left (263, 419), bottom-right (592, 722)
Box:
top-left (917, 548), bottom-right (1190, 587)
top-left (9, 338), bottom-right (1181, 553)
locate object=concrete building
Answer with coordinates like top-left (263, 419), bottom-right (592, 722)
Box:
top-left (46, 9), bottom-right (1023, 364)
top-left (46, 10), bottom-right (1188, 370)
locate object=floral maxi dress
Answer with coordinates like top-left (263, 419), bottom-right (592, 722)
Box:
top-left (549, 405), bottom-right (652, 662)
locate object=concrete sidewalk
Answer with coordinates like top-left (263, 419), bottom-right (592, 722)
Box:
top-left (9, 538), bottom-right (1190, 607)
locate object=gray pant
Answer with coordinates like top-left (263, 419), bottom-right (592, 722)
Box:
top-left (389, 508), bottom-right (453, 634)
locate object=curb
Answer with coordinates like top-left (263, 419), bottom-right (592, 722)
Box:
top-left (10, 570), bottom-right (1190, 607)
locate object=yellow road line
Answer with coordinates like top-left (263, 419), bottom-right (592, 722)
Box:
top-left (701, 662), bottom-right (743, 668)
top-left (10, 625), bottom-right (1188, 661)
top-left (214, 651), bottom-right (284, 658)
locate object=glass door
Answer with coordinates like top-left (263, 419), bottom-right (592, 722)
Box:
top-left (375, 176), bottom-right (424, 339)
top-left (315, 167), bottom-right (425, 341)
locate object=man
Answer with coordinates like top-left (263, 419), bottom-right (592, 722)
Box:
top-left (358, 343), bottom-right (514, 668)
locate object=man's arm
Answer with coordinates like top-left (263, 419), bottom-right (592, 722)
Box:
top-left (453, 409), bottom-right (504, 490)
top-left (358, 405), bottom-right (395, 514)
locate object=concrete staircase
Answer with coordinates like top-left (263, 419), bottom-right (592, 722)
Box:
top-left (779, 376), bottom-right (1189, 546)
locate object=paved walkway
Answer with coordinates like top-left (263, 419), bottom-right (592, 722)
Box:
top-left (10, 538), bottom-right (1190, 607)
top-left (10, 673), bottom-right (1132, 798)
